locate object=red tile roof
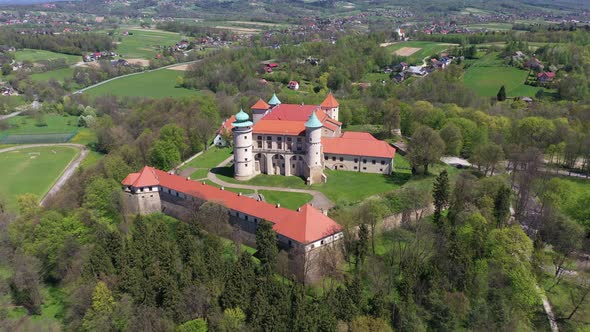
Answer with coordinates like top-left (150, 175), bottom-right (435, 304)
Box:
top-left (537, 71), bottom-right (555, 78)
top-left (122, 166), bottom-right (160, 187)
top-left (322, 133), bottom-right (396, 159)
top-left (218, 115), bottom-right (236, 135)
top-left (122, 167), bottom-right (342, 244)
top-left (321, 92), bottom-right (339, 108)
top-left (261, 104), bottom-right (321, 121)
top-left (251, 99), bottom-right (270, 110)
top-left (253, 120), bottom-right (306, 135)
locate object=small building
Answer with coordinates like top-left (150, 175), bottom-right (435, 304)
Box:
top-left (393, 72), bottom-right (405, 82)
top-left (537, 71), bottom-right (555, 83)
top-left (288, 80), bottom-right (300, 90)
top-left (213, 115), bottom-right (236, 147)
top-left (408, 66), bottom-right (428, 76)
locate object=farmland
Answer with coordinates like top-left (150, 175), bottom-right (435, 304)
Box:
top-left (84, 69), bottom-right (197, 98)
top-left (0, 114), bottom-right (95, 145)
top-left (463, 52), bottom-right (545, 97)
top-left (113, 28), bottom-right (184, 59)
top-left (13, 49), bottom-right (81, 64)
top-left (30, 67), bottom-right (75, 83)
top-left (383, 41), bottom-right (456, 65)
top-left (0, 146), bottom-right (79, 211)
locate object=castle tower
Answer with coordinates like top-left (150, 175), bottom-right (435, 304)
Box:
top-left (232, 108), bottom-right (255, 181)
top-left (251, 98), bottom-right (271, 124)
top-left (304, 111), bottom-right (325, 184)
top-left (268, 93), bottom-right (281, 107)
top-left (320, 92), bottom-right (339, 122)
top-left (122, 166), bottom-right (162, 215)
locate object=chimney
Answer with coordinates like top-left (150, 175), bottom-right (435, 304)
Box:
top-left (238, 192), bottom-right (242, 196)
top-left (297, 207), bottom-right (301, 212)
top-left (202, 181), bottom-right (206, 185)
top-left (186, 176), bottom-right (190, 180)
top-left (276, 203), bottom-right (281, 208)
top-left (221, 186), bottom-right (224, 190)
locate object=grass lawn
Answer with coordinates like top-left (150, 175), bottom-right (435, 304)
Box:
top-left (114, 29), bottom-right (183, 59)
top-left (213, 165), bottom-right (408, 204)
top-left (0, 146), bottom-right (79, 211)
top-left (201, 179), bottom-right (255, 195)
top-left (80, 150), bottom-right (105, 170)
top-left (259, 190), bottom-right (313, 210)
top-left (84, 69), bottom-right (198, 98)
top-left (463, 23), bottom-right (513, 30)
top-left (182, 147), bottom-right (232, 169)
top-left (13, 49), bottom-right (80, 64)
top-left (464, 52), bottom-right (548, 97)
top-left (70, 128), bottom-right (97, 145)
top-left (2, 114), bottom-right (79, 135)
top-left (384, 41), bottom-right (456, 65)
top-left (30, 67), bottom-right (75, 83)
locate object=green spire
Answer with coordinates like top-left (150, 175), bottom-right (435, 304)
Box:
top-left (268, 93), bottom-right (281, 106)
top-left (305, 111), bottom-right (322, 128)
top-left (232, 108), bottom-right (253, 127)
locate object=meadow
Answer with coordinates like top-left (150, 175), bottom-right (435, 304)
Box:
top-left (0, 146), bottom-right (79, 211)
top-left (2, 114), bottom-right (79, 135)
top-left (13, 49), bottom-right (81, 64)
top-left (30, 67), bottom-right (75, 83)
top-left (384, 41), bottom-right (455, 65)
top-left (114, 28), bottom-right (183, 59)
top-left (463, 52), bottom-right (544, 97)
top-left (84, 69), bottom-right (197, 98)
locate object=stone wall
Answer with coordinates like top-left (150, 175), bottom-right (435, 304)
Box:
top-left (379, 204), bottom-right (435, 233)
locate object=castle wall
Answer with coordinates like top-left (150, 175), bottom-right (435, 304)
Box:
top-left (323, 153), bottom-right (393, 175)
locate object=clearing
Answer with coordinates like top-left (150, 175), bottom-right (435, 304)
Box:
top-left (13, 49), bottom-right (80, 64)
top-left (383, 41), bottom-right (456, 65)
top-left (84, 69), bottom-right (197, 98)
top-left (463, 52), bottom-right (547, 97)
top-left (168, 63), bottom-right (192, 71)
top-left (0, 114), bottom-right (94, 145)
top-left (0, 146), bottom-right (79, 211)
top-left (113, 29), bottom-right (183, 59)
top-left (394, 47), bottom-right (422, 56)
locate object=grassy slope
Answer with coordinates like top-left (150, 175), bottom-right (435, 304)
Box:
top-left (115, 28), bottom-right (182, 59)
top-left (30, 67), bottom-right (75, 83)
top-left (463, 52), bottom-right (544, 97)
top-left (2, 115), bottom-right (79, 135)
top-left (14, 49), bottom-right (80, 64)
top-left (0, 146), bottom-right (78, 211)
top-left (259, 190), bottom-right (313, 210)
top-left (85, 69), bottom-right (197, 98)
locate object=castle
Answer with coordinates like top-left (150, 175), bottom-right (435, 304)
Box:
top-left (122, 166), bottom-right (343, 283)
top-left (230, 93), bottom-right (396, 184)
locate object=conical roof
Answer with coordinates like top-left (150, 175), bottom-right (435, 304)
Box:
top-left (320, 92), bottom-right (339, 108)
top-left (305, 111), bottom-right (322, 128)
top-left (251, 99), bottom-right (270, 110)
top-left (268, 93), bottom-right (281, 105)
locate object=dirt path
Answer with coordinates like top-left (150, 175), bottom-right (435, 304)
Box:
top-left (207, 156), bottom-right (335, 211)
top-left (0, 143), bottom-right (88, 206)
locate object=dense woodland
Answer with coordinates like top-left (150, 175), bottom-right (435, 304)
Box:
top-left (0, 29), bottom-right (113, 55)
top-left (1, 18), bottom-right (590, 332)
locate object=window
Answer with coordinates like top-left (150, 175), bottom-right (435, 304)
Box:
top-left (277, 137), bottom-right (282, 141)
top-left (245, 158), bottom-right (248, 161)
top-left (379, 168), bottom-right (383, 172)
top-left (292, 164), bottom-right (295, 168)
top-left (339, 157), bottom-right (343, 162)
top-left (267, 141), bottom-right (272, 148)
top-left (354, 158), bottom-right (358, 163)
top-left (354, 166), bottom-right (358, 170)
top-left (150, 194), bottom-right (153, 197)
top-left (245, 216), bottom-right (248, 221)
top-left (257, 136), bottom-right (262, 140)
top-left (324, 156), bottom-right (328, 160)
top-left (321, 240), bottom-right (324, 245)
top-left (363, 167), bottom-right (367, 170)
top-left (257, 141), bottom-right (262, 148)
top-left (339, 165), bottom-right (343, 168)
top-left (287, 137), bottom-right (292, 141)
top-left (267, 136), bottom-right (272, 140)
top-left (297, 137), bottom-right (302, 142)
top-left (332, 156), bottom-right (336, 161)
top-left (244, 148), bottom-right (248, 152)
top-left (244, 136), bottom-right (247, 139)
top-left (277, 141), bottom-right (282, 149)
top-left (363, 159), bottom-right (367, 164)
top-left (245, 163), bottom-right (248, 167)
top-left (381, 160), bottom-right (385, 165)
top-left (372, 160), bottom-right (376, 165)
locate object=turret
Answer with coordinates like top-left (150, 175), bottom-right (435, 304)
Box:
top-left (304, 111), bottom-right (325, 184)
top-left (320, 92), bottom-right (339, 122)
top-left (268, 93), bottom-right (281, 107)
top-left (251, 98), bottom-right (271, 124)
top-left (232, 109), bottom-right (254, 181)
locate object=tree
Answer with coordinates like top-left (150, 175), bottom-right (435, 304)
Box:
top-left (219, 308), bottom-right (246, 332)
top-left (255, 220), bottom-right (278, 278)
top-left (149, 139), bottom-right (181, 171)
top-left (493, 185), bottom-right (511, 228)
top-left (350, 315), bottom-right (393, 332)
top-left (82, 281), bottom-right (116, 331)
top-left (407, 126), bottom-right (445, 174)
top-left (432, 170), bottom-right (450, 226)
top-left (439, 123), bottom-right (463, 156)
top-left (176, 318), bottom-right (207, 332)
top-left (9, 251), bottom-right (42, 315)
top-left (357, 200), bottom-right (388, 254)
top-left (160, 123), bottom-right (188, 158)
top-left (470, 143), bottom-right (504, 176)
top-left (497, 85), bottom-right (506, 101)
top-left (355, 223), bottom-right (369, 269)
top-left (1, 63), bottom-right (12, 76)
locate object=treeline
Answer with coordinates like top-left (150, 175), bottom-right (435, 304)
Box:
top-left (156, 22), bottom-right (235, 40)
top-left (0, 29), bottom-right (113, 55)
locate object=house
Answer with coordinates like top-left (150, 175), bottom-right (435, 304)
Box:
top-left (537, 71), bottom-right (555, 83)
top-left (525, 58), bottom-right (543, 71)
top-left (513, 51), bottom-right (525, 59)
top-left (393, 72), bottom-right (405, 82)
top-left (408, 66), bottom-right (428, 76)
top-left (288, 80), bottom-right (300, 90)
top-left (213, 115), bottom-right (236, 147)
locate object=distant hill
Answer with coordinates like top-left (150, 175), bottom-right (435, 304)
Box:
top-left (0, 0), bottom-right (75, 4)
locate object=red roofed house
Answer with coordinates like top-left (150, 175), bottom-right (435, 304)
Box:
top-left (122, 166), bottom-right (343, 283)
top-left (213, 115), bottom-right (236, 147)
top-left (227, 92), bottom-right (395, 185)
top-left (537, 71), bottom-right (555, 83)
top-left (288, 80), bottom-right (299, 90)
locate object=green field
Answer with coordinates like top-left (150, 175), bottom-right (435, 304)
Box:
top-left (0, 146), bottom-right (79, 211)
top-left (464, 52), bottom-right (544, 97)
top-left (182, 147), bottom-right (232, 170)
top-left (259, 190), bottom-right (313, 210)
top-left (384, 41), bottom-right (456, 65)
top-left (30, 67), bottom-right (75, 83)
top-left (114, 28), bottom-right (183, 59)
top-left (2, 114), bottom-right (79, 135)
top-left (464, 23), bottom-right (513, 31)
top-left (84, 69), bottom-right (197, 98)
top-left (13, 49), bottom-right (81, 64)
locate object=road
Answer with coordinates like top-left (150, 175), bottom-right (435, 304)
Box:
top-left (74, 59), bottom-right (202, 94)
top-left (0, 143), bottom-right (88, 206)
top-left (206, 156), bottom-right (335, 211)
